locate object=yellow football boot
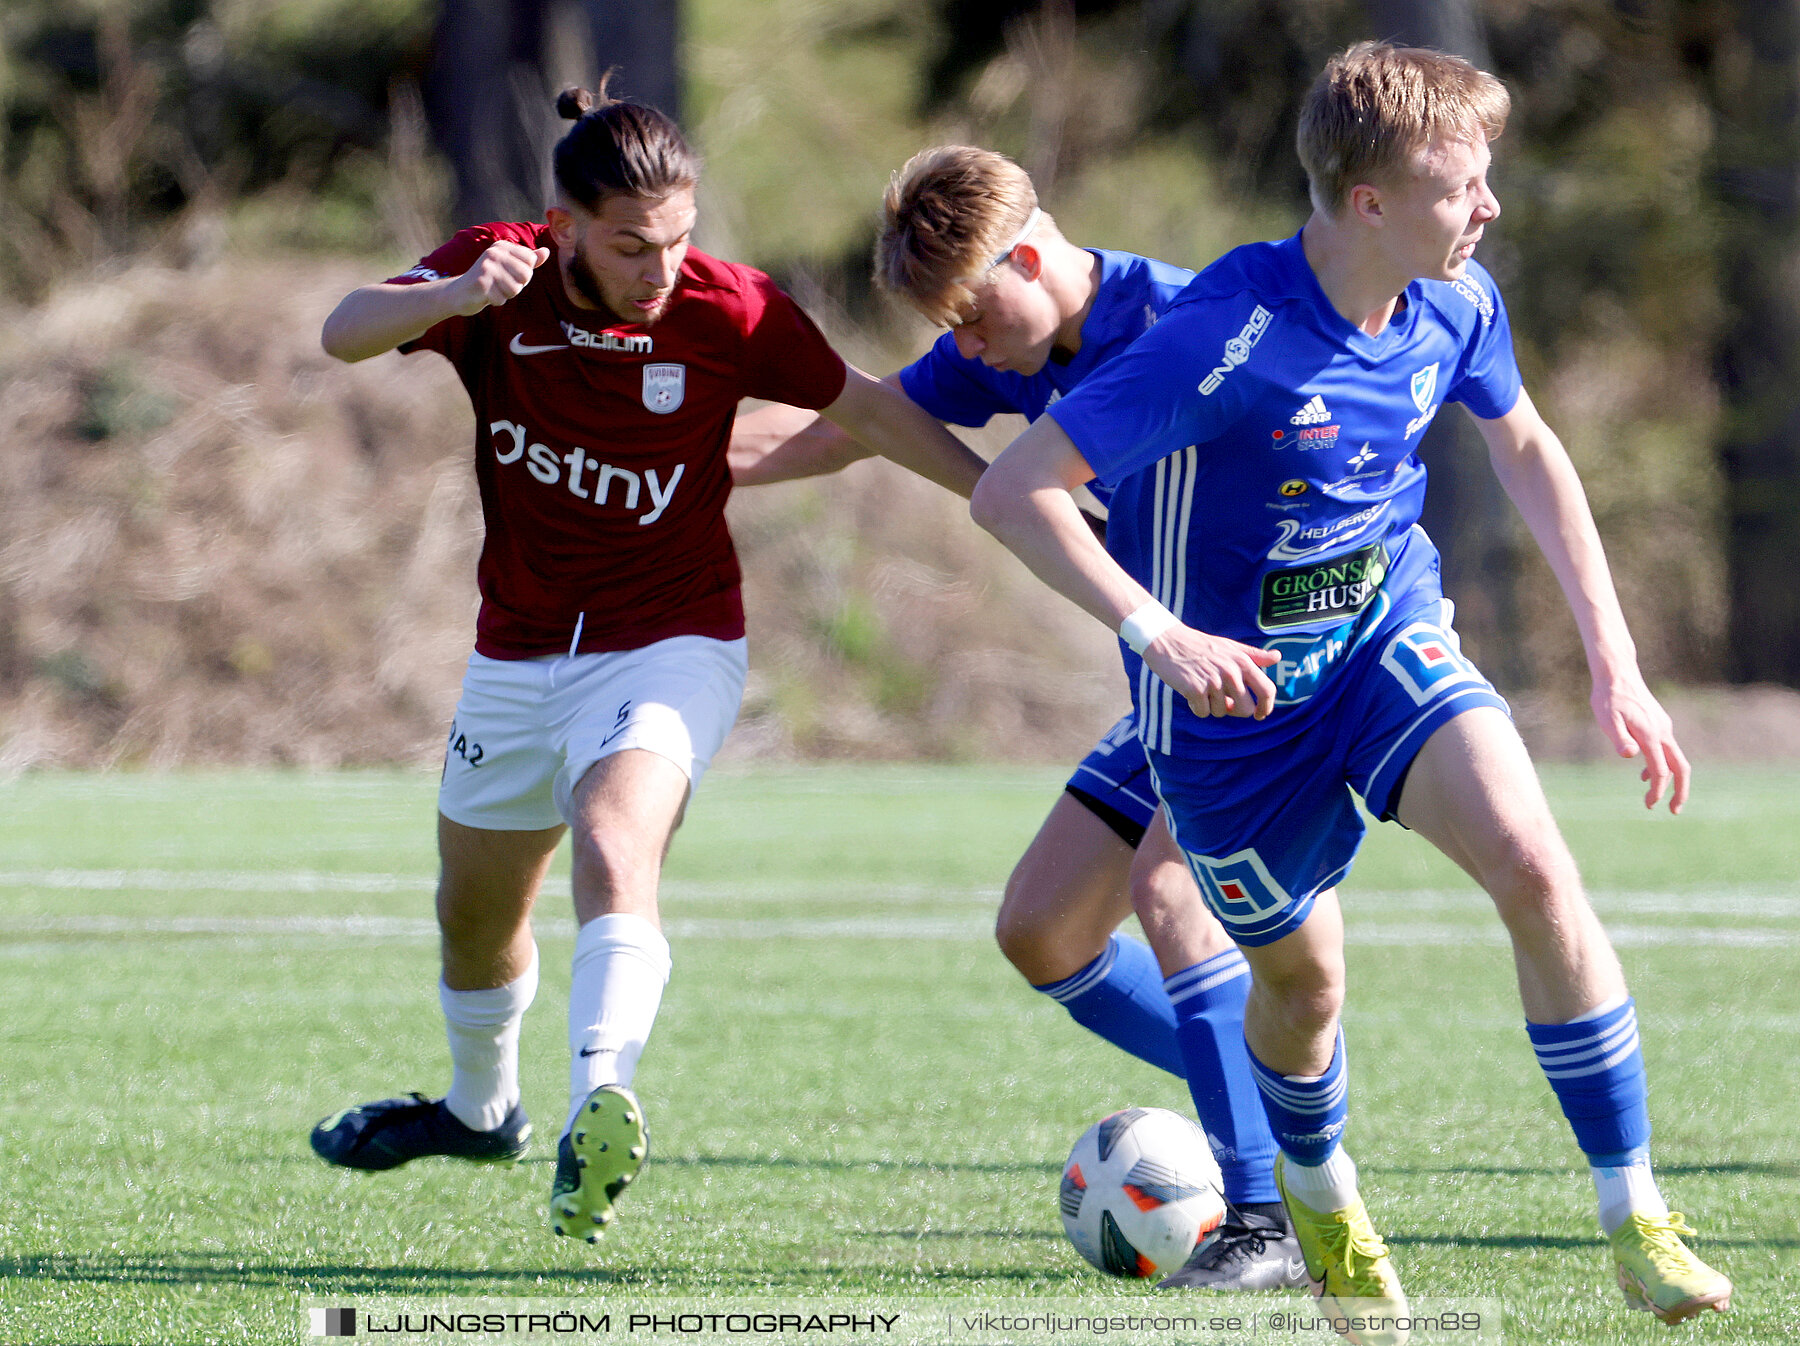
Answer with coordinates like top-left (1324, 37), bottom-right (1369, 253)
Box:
top-left (1611, 1212), bottom-right (1732, 1324)
top-left (1276, 1154), bottom-right (1409, 1346)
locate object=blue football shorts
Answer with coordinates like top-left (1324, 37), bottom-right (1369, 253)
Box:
top-left (1149, 601), bottom-right (1510, 947)
top-left (1065, 712), bottom-right (1161, 847)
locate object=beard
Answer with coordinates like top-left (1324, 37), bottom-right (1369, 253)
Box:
top-left (569, 238), bottom-right (671, 326)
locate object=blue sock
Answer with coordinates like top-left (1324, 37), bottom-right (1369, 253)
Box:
top-left (1033, 934), bottom-right (1185, 1078)
top-left (1247, 1029), bottom-right (1349, 1166)
top-left (1167, 949), bottom-right (1281, 1206)
top-left (1525, 996), bottom-right (1651, 1163)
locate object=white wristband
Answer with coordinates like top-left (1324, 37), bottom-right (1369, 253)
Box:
top-left (1119, 600), bottom-right (1178, 654)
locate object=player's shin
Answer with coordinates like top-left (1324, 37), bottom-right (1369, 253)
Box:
top-left (1249, 1031), bottom-right (1356, 1212)
top-left (1034, 934), bottom-right (1186, 1076)
top-left (1526, 994), bottom-right (1731, 1322)
top-left (1524, 994), bottom-right (1662, 1229)
top-left (566, 913), bottom-right (670, 1136)
top-left (1166, 949), bottom-right (1281, 1207)
top-left (441, 944), bottom-right (540, 1132)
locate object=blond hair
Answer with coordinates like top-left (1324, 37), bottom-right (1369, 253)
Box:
top-left (875, 145), bottom-right (1046, 324)
top-left (1298, 41), bottom-right (1510, 215)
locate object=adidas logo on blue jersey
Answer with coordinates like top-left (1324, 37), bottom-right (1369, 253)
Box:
top-left (1290, 396), bottom-right (1331, 425)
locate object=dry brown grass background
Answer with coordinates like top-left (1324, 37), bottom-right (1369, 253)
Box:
top-left (0, 253), bottom-right (1132, 770)
top-left (2, 252), bottom-right (1796, 772)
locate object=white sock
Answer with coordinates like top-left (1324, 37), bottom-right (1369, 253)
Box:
top-left (440, 946), bottom-right (539, 1132)
top-left (1567, 991), bottom-right (1630, 1023)
top-left (566, 913), bottom-right (671, 1136)
top-left (1593, 1158), bottom-right (1669, 1235)
top-left (1282, 1146), bottom-right (1361, 1214)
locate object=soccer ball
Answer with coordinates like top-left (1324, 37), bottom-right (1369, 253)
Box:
top-left (1059, 1107), bottom-right (1226, 1279)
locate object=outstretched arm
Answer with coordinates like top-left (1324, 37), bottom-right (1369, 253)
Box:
top-left (729, 399), bottom-right (883, 488)
top-left (971, 416), bottom-right (1276, 718)
top-left (321, 241), bottom-right (549, 363)
top-left (816, 366), bottom-right (988, 499)
top-left (1473, 388), bottom-right (1689, 812)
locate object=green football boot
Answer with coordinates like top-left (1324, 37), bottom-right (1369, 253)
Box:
top-left (549, 1084), bottom-right (648, 1242)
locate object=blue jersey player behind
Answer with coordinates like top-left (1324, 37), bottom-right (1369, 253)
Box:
top-left (972, 45), bottom-right (1730, 1336)
top-left (731, 146), bottom-right (1306, 1290)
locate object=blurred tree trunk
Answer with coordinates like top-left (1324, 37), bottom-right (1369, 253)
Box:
top-left (1361, 0), bottom-right (1527, 686)
top-left (425, 0), bottom-right (682, 230)
top-left (1710, 1), bottom-right (1800, 684)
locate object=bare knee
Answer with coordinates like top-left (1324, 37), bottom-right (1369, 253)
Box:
top-left (994, 870), bottom-right (1086, 984)
top-left (570, 822), bottom-right (664, 918)
top-left (1130, 860), bottom-right (1233, 963)
top-left (1247, 954), bottom-right (1344, 1039)
top-left (1479, 833), bottom-right (1584, 932)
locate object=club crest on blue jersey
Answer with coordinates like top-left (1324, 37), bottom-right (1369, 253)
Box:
top-left (1411, 363), bottom-right (1439, 411)
top-left (642, 363), bottom-right (686, 414)
top-left (1379, 620), bottom-right (1480, 705)
top-left (1405, 363), bottom-right (1441, 439)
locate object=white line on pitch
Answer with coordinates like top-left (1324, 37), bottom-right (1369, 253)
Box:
top-left (1, 871), bottom-right (1798, 919)
top-left (1, 913), bottom-right (1793, 947)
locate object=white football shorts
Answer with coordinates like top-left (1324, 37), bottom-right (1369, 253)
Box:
top-left (437, 635), bottom-right (748, 831)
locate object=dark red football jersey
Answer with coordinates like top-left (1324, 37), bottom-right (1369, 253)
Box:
top-left (392, 222), bottom-right (848, 658)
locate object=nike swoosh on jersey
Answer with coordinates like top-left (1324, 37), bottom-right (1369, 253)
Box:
top-left (510, 334), bottom-right (570, 356)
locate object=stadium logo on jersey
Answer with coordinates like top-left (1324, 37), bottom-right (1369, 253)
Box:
top-left (642, 363), bottom-right (686, 414)
top-left (1267, 502), bottom-right (1390, 561)
top-left (563, 321), bottom-right (654, 354)
top-left (1198, 305), bottom-right (1272, 395)
top-left (1291, 395), bottom-right (1331, 425)
top-left (1380, 621), bottom-right (1482, 705)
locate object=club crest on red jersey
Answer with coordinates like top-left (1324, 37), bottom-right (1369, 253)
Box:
top-left (642, 363), bottom-right (686, 414)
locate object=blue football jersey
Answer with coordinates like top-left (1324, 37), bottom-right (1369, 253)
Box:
top-left (1046, 233), bottom-right (1522, 752)
top-left (898, 249), bottom-right (1197, 507)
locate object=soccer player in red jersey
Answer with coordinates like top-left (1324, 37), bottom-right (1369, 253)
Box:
top-left (306, 77), bottom-right (987, 1242)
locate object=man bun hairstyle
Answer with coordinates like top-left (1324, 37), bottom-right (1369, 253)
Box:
top-left (876, 145), bottom-right (1049, 325)
top-left (552, 69), bottom-right (700, 212)
top-left (1298, 41), bottom-right (1510, 216)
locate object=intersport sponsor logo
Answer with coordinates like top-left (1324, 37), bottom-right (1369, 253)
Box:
top-left (489, 419), bottom-right (684, 525)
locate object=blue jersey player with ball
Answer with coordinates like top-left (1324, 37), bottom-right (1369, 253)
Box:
top-left (732, 145), bottom-right (1311, 1290)
top-left (971, 41), bottom-right (1731, 1336)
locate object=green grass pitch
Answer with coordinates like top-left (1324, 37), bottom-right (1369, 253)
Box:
top-left (0, 765), bottom-right (1795, 1343)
